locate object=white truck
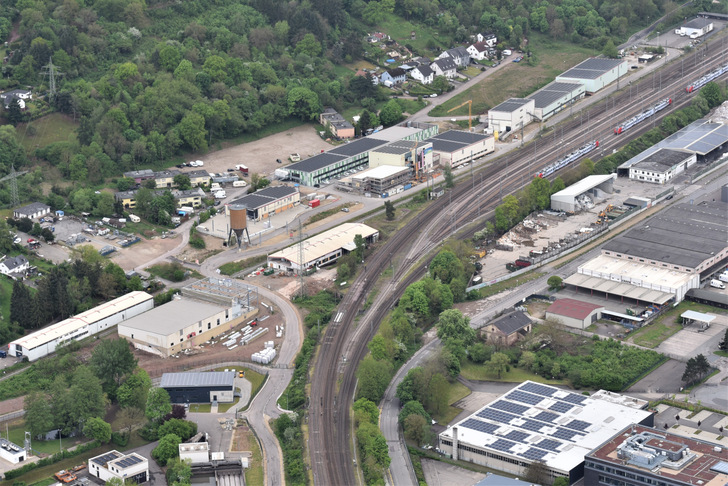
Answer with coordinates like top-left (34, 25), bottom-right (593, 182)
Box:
top-left (210, 183), bottom-right (222, 191)
top-left (214, 191), bottom-right (227, 199)
top-left (233, 180), bottom-right (247, 187)
top-left (710, 279), bottom-right (725, 289)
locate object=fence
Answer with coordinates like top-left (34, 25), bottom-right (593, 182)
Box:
top-left (0, 409), bottom-right (25, 424)
top-left (146, 357), bottom-right (290, 379)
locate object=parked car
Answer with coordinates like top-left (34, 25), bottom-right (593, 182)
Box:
top-left (276, 158), bottom-right (283, 164)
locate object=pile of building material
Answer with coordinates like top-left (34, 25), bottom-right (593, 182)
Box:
top-left (241, 326), bottom-right (267, 345)
top-left (251, 342), bottom-right (276, 364)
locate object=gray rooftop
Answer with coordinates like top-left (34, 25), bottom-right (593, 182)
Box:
top-left (619, 118), bottom-right (728, 170)
top-left (123, 169), bottom-right (154, 178)
top-left (684, 17), bottom-right (713, 29)
top-left (15, 202), bottom-right (50, 216)
top-left (602, 202), bottom-right (728, 269)
top-left (490, 98), bottom-right (531, 113)
top-left (286, 152), bottom-right (347, 173)
top-left (186, 170), bottom-right (210, 178)
top-left (632, 148), bottom-right (694, 172)
top-left (432, 58), bottom-right (457, 71)
top-left (2, 255), bottom-right (28, 271)
top-left (431, 130), bottom-right (489, 144)
top-left (559, 58), bottom-right (625, 80)
top-left (330, 137), bottom-right (388, 157)
top-left (120, 297), bottom-right (226, 336)
top-left (489, 311), bottom-right (532, 335)
top-left (230, 185), bottom-right (298, 210)
top-left (686, 287), bottom-right (728, 306)
top-left (160, 371), bottom-right (236, 389)
top-left (529, 82), bottom-right (584, 108)
top-left (428, 139), bottom-right (469, 153)
top-left (415, 65), bottom-right (433, 77)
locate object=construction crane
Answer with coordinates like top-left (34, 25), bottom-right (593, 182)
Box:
top-left (447, 99), bottom-right (473, 130)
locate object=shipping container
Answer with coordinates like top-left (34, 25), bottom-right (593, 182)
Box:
top-left (404, 183), bottom-right (412, 190)
top-left (309, 199), bottom-right (321, 208)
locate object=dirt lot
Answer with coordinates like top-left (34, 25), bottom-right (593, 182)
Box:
top-left (110, 235), bottom-right (182, 271)
top-left (188, 125), bottom-right (332, 178)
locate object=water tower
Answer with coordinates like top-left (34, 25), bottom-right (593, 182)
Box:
top-left (228, 204), bottom-right (250, 249)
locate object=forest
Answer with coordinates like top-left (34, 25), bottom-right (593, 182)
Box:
top-left (1, 0), bottom-right (717, 209)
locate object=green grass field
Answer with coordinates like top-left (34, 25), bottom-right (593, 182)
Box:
top-left (430, 34), bottom-right (597, 117)
top-left (431, 379), bottom-right (471, 426)
top-left (460, 362), bottom-right (568, 385)
top-left (189, 403), bottom-right (212, 413)
top-left (16, 113), bottom-right (78, 154)
top-left (244, 429), bottom-right (264, 486)
top-left (629, 301), bottom-right (726, 349)
top-left (375, 13), bottom-right (451, 56)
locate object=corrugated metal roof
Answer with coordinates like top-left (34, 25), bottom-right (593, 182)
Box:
top-left (160, 371), bottom-right (236, 388)
top-left (546, 298), bottom-right (603, 320)
top-left (11, 292), bottom-right (153, 350)
top-left (119, 298), bottom-right (225, 337)
top-left (269, 223), bottom-right (378, 266)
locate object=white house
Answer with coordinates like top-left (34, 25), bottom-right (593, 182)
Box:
top-left (0, 255), bottom-right (29, 277)
top-left (467, 41), bottom-right (489, 61)
top-left (13, 202), bottom-right (51, 220)
top-left (431, 58), bottom-right (457, 78)
top-left (477, 32), bottom-right (498, 47)
top-left (89, 451), bottom-right (148, 484)
top-left (0, 89), bottom-right (32, 110)
top-left (410, 65), bottom-right (434, 85)
top-left (437, 47), bottom-right (470, 66)
top-left (628, 148), bottom-right (697, 185)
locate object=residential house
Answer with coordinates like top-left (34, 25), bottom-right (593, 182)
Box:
top-left (380, 68), bottom-right (407, 87)
top-left (13, 202), bottom-right (51, 220)
top-left (481, 311), bottom-right (532, 347)
top-left (467, 41), bottom-right (490, 61)
top-left (366, 32), bottom-right (388, 43)
top-left (115, 190), bottom-right (139, 210)
top-left (409, 56), bottom-right (431, 67)
top-left (410, 65), bottom-right (434, 85)
top-left (0, 89), bottom-right (31, 110)
top-left (174, 188), bottom-right (205, 208)
top-left (430, 58), bottom-right (457, 78)
top-left (186, 170), bottom-right (211, 187)
top-left (437, 46), bottom-right (470, 66)
top-left (320, 108), bottom-right (355, 139)
top-left (477, 32), bottom-right (498, 47)
top-left (153, 169), bottom-right (181, 188)
top-left (0, 255), bottom-right (29, 277)
top-left (122, 169), bottom-right (155, 184)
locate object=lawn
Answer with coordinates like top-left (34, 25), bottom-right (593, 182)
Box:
top-left (218, 395), bottom-right (240, 413)
top-left (240, 368), bottom-right (266, 409)
top-left (218, 255), bottom-right (268, 276)
top-left (429, 34), bottom-right (597, 117)
top-left (629, 301), bottom-right (726, 349)
top-left (16, 113), bottom-right (78, 154)
top-left (431, 380), bottom-right (471, 426)
top-left (715, 350), bottom-right (728, 358)
top-left (0, 275), bottom-right (13, 329)
top-left (460, 361), bottom-right (568, 385)
top-left (189, 403), bottom-right (212, 413)
top-left (146, 262), bottom-right (203, 282)
top-left (8, 422), bottom-right (78, 455)
top-left (375, 13), bottom-right (451, 57)
top-left (244, 428), bottom-right (264, 486)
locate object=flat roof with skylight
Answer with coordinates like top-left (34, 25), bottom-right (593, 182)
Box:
top-left (558, 58), bottom-right (625, 80)
top-left (440, 381), bottom-right (652, 477)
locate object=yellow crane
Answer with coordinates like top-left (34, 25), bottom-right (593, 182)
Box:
top-left (447, 99), bottom-right (473, 130)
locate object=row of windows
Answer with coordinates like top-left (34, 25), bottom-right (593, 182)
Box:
top-left (587, 461), bottom-right (672, 486)
top-left (455, 443), bottom-right (528, 467)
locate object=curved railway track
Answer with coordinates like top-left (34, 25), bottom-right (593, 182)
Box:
top-left (309, 39), bottom-right (728, 486)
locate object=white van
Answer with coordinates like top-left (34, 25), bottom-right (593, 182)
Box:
top-left (719, 272), bottom-right (728, 283)
top-left (214, 191), bottom-right (226, 199)
top-left (233, 180), bottom-right (247, 187)
top-left (210, 183), bottom-right (221, 191)
top-left (710, 279), bottom-right (726, 289)
top-left (503, 49), bottom-right (512, 56)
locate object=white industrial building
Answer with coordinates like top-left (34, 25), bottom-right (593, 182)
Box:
top-left (118, 279), bottom-right (258, 357)
top-left (9, 291), bottom-right (153, 362)
top-left (268, 223), bottom-right (379, 273)
top-left (679, 17), bottom-right (714, 37)
top-left (13, 202), bottom-right (51, 220)
top-left (424, 130), bottom-right (495, 168)
top-left (556, 58), bottom-right (627, 94)
top-left (628, 148), bottom-right (697, 184)
top-left (0, 438), bottom-right (27, 464)
top-left (180, 442), bottom-right (210, 464)
top-left (528, 82), bottom-right (585, 121)
top-left (550, 174), bottom-right (616, 212)
top-left (439, 381), bottom-right (653, 485)
top-left (487, 98), bottom-right (535, 134)
top-left (564, 202), bottom-right (728, 305)
top-left (89, 450), bottom-right (148, 483)
top-left (368, 139), bottom-right (434, 175)
top-left (338, 165), bottom-right (413, 196)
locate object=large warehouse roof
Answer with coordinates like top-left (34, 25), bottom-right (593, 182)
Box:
top-left (160, 371), bottom-right (236, 388)
top-left (120, 298), bottom-right (226, 337)
top-left (551, 174), bottom-right (616, 199)
top-left (528, 82), bottom-right (583, 108)
top-left (352, 165), bottom-right (410, 180)
top-left (558, 58), bottom-right (625, 80)
top-left (269, 223), bottom-right (378, 266)
top-left (619, 118), bottom-right (728, 172)
top-left (602, 202), bottom-right (728, 269)
top-left (286, 152), bottom-right (347, 173)
top-left (564, 274), bottom-right (676, 305)
top-left (440, 381), bottom-right (651, 474)
top-left (12, 291), bottom-right (153, 350)
top-left (424, 130), bottom-right (490, 154)
top-left (230, 185), bottom-right (298, 210)
top-left (490, 98), bottom-right (531, 114)
top-left (633, 148), bottom-right (693, 172)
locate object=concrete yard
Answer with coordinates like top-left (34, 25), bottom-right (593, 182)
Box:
top-left (421, 458), bottom-right (486, 486)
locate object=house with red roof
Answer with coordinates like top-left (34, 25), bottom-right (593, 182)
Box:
top-left (545, 298), bottom-right (604, 329)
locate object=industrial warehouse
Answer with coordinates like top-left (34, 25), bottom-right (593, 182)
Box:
top-left (117, 278), bottom-right (258, 357)
top-left (280, 123), bottom-right (437, 186)
top-left (555, 58), bottom-right (628, 94)
top-left (423, 130), bottom-right (495, 167)
top-left (160, 371), bottom-right (237, 404)
top-left (550, 174), bottom-right (617, 212)
top-left (267, 223), bottom-right (379, 273)
top-left (527, 81), bottom-right (585, 121)
top-left (627, 148), bottom-right (697, 184)
top-left (368, 139), bottom-right (434, 174)
top-left (564, 201), bottom-right (728, 304)
top-left (487, 98), bottom-right (535, 134)
top-left (228, 185), bottom-right (300, 222)
top-left (438, 381), bottom-right (652, 485)
top-left (9, 291), bottom-right (154, 361)
top-left (337, 165), bottom-right (413, 195)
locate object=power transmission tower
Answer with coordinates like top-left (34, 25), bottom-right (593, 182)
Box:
top-left (40, 57), bottom-right (64, 104)
top-left (298, 219), bottom-right (305, 298)
top-left (9, 165), bottom-right (19, 208)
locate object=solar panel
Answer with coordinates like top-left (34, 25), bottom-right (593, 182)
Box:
top-left (520, 382), bottom-right (556, 397)
top-left (564, 420), bottom-right (590, 431)
top-left (507, 390), bottom-right (543, 405)
top-left (460, 418), bottom-right (500, 434)
top-left (521, 448), bottom-right (548, 461)
top-left (504, 430), bottom-right (530, 442)
top-left (560, 393), bottom-right (587, 405)
top-left (491, 400), bottom-right (529, 415)
top-left (536, 439), bottom-right (562, 452)
top-left (476, 408), bottom-right (517, 424)
top-left (549, 402), bottom-right (573, 413)
top-left (533, 411), bottom-right (560, 423)
top-left (550, 428), bottom-right (583, 441)
top-left (521, 419), bottom-right (545, 432)
top-left (490, 439), bottom-right (516, 452)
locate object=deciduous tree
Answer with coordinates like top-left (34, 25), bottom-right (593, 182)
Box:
top-left (117, 368), bottom-right (152, 410)
top-left (24, 392), bottom-right (54, 438)
top-left (436, 309), bottom-right (475, 346)
top-left (152, 433), bottom-right (181, 466)
top-left (486, 352), bottom-right (511, 378)
top-left (83, 417), bottom-right (112, 443)
top-left (146, 387), bottom-right (172, 423)
top-left (91, 338), bottom-right (138, 393)
top-left (356, 356), bottom-right (393, 403)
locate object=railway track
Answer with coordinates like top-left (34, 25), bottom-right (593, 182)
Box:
top-left (308, 39), bottom-right (728, 486)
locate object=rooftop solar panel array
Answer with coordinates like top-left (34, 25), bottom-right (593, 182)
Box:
top-left (564, 420), bottom-right (591, 431)
top-left (521, 448), bottom-right (549, 461)
top-left (561, 394), bottom-right (587, 405)
top-left (116, 455), bottom-right (143, 468)
top-left (549, 402), bottom-right (574, 413)
top-left (507, 390), bottom-right (543, 405)
top-left (461, 418), bottom-right (500, 434)
top-left (93, 451), bottom-right (122, 465)
top-left (550, 428), bottom-right (584, 441)
top-left (533, 411), bottom-right (560, 423)
top-left (520, 418), bottom-right (546, 432)
top-left (521, 382), bottom-right (557, 396)
top-left (491, 400), bottom-right (529, 415)
top-left (490, 439), bottom-right (516, 452)
top-left (476, 408), bottom-right (517, 423)
top-left (505, 430), bottom-right (530, 442)
top-left (536, 439), bottom-right (562, 452)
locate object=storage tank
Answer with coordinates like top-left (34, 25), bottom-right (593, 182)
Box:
top-left (228, 204), bottom-right (250, 248)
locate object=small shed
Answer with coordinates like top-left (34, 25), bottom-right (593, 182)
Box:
top-left (546, 298), bottom-right (604, 329)
top-left (481, 311), bottom-right (532, 346)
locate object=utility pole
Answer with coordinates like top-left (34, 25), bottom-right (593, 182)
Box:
top-left (40, 57), bottom-right (63, 105)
